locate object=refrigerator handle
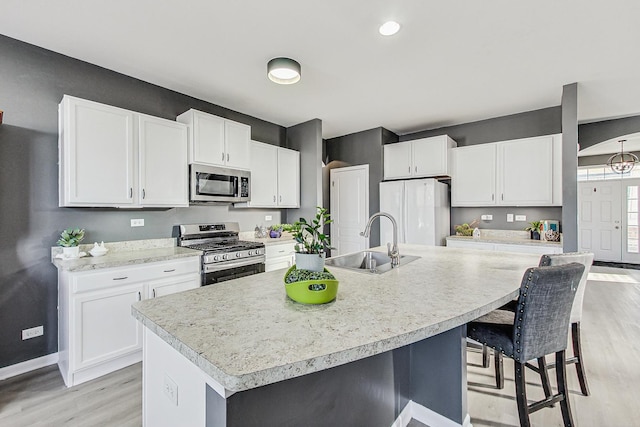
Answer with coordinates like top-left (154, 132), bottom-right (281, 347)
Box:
top-left (403, 185), bottom-right (408, 243)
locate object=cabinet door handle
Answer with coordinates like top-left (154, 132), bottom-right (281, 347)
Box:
top-left (408, 166), bottom-right (410, 173)
top-left (227, 153), bottom-right (230, 162)
top-left (152, 289), bottom-right (156, 298)
top-left (113, 276), bottom-right (128, 280)
top-left (279, 195), bottom-right (282, 202)
top-left (142, 189), bottom-right (146, 199)
top-left (221, 152), bottom-right (225, 161)
top-left (163, 269), bottom-right (176, 273)
top-left (273, 195), bottom-right (276, 202)
top-left (492, 194), bottom-right (494, 201)
top-left (415, 166), bottom-right (417, 173)
top-left (129, 188), bottom-right (133, 198)
top-left (501, 193), bottom-right (504, 201)
top-left (137, 291), bottom-right (141, 301)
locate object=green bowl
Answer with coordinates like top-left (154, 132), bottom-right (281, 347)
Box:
top-left (284, 265), bottom-right (339, 304)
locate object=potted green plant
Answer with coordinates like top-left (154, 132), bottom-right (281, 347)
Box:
top-left (57, 227), bottom-right (85, 258)
top-left (525, 221), bottom-right (542, 240)
top-left (292, 207), bottom-right (333, 272)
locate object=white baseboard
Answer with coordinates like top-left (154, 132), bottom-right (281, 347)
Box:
top-left (0, 353), bottom-right (59, 380)
top-left (393, 400), bottom-right (472, 427)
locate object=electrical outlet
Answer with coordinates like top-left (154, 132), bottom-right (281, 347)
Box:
top-left (163, 374), bottom-right (178, 406)
top-left (481, 215), bottom-right (493, 221)
top-left (515, 215), bottom-right (527, 222)
top-left (130, 219), bottom-right (144, 227)
top-left (507, 214), bottom-right (514, 223)
top-left (22, 326), bottom-right (43, 340)
top-left (265, 215), bottom-right (273, 221)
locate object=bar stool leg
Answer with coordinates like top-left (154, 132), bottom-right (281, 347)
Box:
top-left (572, 322), bottom-right (590, 396)
top-left (482, 344), bottom-right (490, 368)
top-left (495, 351), bottom-right (504, 389)
top-left (556, 350), bottom-right (575, 427)
top-left (538, 356), bottom-right (553, 403)
top-left (515, 361), bottom-right (531, 427)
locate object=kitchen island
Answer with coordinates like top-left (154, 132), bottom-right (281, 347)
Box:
top-left (132, 245), bottom-right (541, 427)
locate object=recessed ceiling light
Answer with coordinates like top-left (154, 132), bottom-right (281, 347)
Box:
top-left (267, 57), bottom-right (301, 85)
top-left (379, 21), bottom-right (400, 36)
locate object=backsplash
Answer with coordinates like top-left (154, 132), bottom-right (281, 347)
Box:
top-left (451, 206), bottom-right (562, 233)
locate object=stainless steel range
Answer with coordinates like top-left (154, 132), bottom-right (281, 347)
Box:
top-left (177, 222), bottom-right (265, 285)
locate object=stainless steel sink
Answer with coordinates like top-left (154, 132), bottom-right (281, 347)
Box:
top-left (325, 250), bottom-right (420, 274)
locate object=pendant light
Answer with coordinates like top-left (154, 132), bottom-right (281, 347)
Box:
top-left (267, 58), bottom-right (301, 85)
top-left (607, 139), bottom-right (639, 174)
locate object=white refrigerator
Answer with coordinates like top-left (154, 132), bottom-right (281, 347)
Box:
top-left (379, 178), bottom-right (450, 246)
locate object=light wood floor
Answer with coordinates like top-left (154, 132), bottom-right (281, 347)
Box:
top-left (1, 266), bottom-right (638, 427)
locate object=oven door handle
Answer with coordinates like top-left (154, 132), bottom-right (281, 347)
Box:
top-left (203, 255), bottom-right (266, 273)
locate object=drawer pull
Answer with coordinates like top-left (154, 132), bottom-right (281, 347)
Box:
top-left (163, 269), bottom-right (176, 273)
top-left (278, 250), bottom-right (285, 253)
top-left (112, 276), bottom-right (128, 280)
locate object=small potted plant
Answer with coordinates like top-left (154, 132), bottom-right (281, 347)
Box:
top-left (269, 224), bottom-right (283, 238)
top-left (57, 227), bottom-right (85, 258)
top-left (292, 207), bottom-right (333, 272)
top-left (525, 221), bottom-right (542, 240)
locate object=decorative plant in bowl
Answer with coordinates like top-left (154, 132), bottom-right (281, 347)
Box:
top-left (269, 224), bottom-right (283, 238)
top-left (57, 227), bottom-right (85, 258)
top-left (292, 207), bottom-right (333, 272)
top-left (525, 220), bottom-right (543, 240)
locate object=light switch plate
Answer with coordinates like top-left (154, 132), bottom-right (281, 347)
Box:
top-left (265, 215), bottom-right (273, 221)
top-left (507, 214), bottom-right (514, 223)
top-left (515, 215), bottom-right (527, 222)
top-left (131, 219), bottom-right (144, 227)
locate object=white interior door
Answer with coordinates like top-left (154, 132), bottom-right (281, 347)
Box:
top-left (330, 165), bottom-right (369, 256)
top-left (578, 180), bottom-right (622, 261)
top-left (379, 181), bottom-right (405, 245)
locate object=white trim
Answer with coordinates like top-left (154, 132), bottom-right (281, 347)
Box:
top-left (392, 400), bottom-right (472, 427)
top-left (0, 353), bottom-right (59, 380)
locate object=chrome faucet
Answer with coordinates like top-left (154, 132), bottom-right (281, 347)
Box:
top-left (360, 212), bottom-right (400, 267)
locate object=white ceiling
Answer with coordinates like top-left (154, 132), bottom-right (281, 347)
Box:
top-left (2, 0), bottom-right (639, 139)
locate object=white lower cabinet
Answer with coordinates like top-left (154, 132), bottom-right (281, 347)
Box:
top-left (58, 257), bottom-right (200, 387)
top-left (265, 242), bottom-right (296, 272)
top-left (446, 239), bottom-right (562, 254)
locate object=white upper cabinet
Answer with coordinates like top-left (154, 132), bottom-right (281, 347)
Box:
top-left (58, 96), bottom-right (189, 208)
top-left (138, 115), bottom-right (189, 207)
top-left (177, 109), bottom-right (251, 170)
top-left (277, 146), bottom-right (300, 207)
top-left (451, 134), bottom-right (562, 207)
top-left (384, 135), bottom-right (457, 180)
top-left (59, 96), bottom-right (135, 206)
top-left (451, 144), bottom-right (497, 206)
top-left (236, 141), bottom-right (300, 208)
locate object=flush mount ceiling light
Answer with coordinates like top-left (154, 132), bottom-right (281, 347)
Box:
top-left (379, 21), bottom-right (400, 36)
top-left (267, 57), bottom-right (301, 85)
top-left (608, 139), bottom-right (639, 173)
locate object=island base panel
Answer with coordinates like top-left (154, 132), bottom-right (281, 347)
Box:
top-left (204, 327), bottom-right (467, 427)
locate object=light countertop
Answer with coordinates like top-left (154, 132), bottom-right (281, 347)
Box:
top-left (446, 235), bottom-right (562, 248)
top-left (51, 238), bottom-right (202, 272)
top-left (239, 231), bottom-right (296, 246)
top-left (131, 244), bottom-right (540, 393)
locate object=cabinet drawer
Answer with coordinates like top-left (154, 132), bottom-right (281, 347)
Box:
top-left (265, 242), bottom-right (296, 259)
top-left (72, 257), bottom-right (200, 293)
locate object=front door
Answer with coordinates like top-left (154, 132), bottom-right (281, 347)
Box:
top-left (578, 180), bottom-right (622, 261)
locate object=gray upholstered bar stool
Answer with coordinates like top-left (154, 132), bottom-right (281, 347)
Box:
top-left (467, 262), bottom-right (585, 427)
top-left (488, 252), bottom-right (594, 396)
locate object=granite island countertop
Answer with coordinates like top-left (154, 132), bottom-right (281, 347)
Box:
top-left (131, 244), bottom-right (540, 393)
top-left (51, 238), bottom-right (202, 272)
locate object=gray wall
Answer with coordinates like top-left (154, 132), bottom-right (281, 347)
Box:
top-left (579, 115), bottom-right (640, 151)
top-left (402, 107), bottom-right (564, 233)
top-left (0, 35), bottom-right (288, 368)
top-left (562, 83), bottom-right (579, 252)
top-left (285, 119), bottom-right (323, 224)
top-left (325, 127), bottom-right (398, 247)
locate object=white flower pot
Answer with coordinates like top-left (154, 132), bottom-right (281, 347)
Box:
top-left (295, 253), bottom-right (325, 272)
top-left (62, 246), bottom-right (80, 259)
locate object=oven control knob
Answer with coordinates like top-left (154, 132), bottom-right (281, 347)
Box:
top-left (236, 252), bottom-right (241, 258)
top-left (213, 255), bottom-right (220, 261)
top-left (222, 254), bottom-right (228, 260)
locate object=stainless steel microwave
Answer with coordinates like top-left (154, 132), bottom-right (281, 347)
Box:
top-left (190, 164), bottom-right (251, 203)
